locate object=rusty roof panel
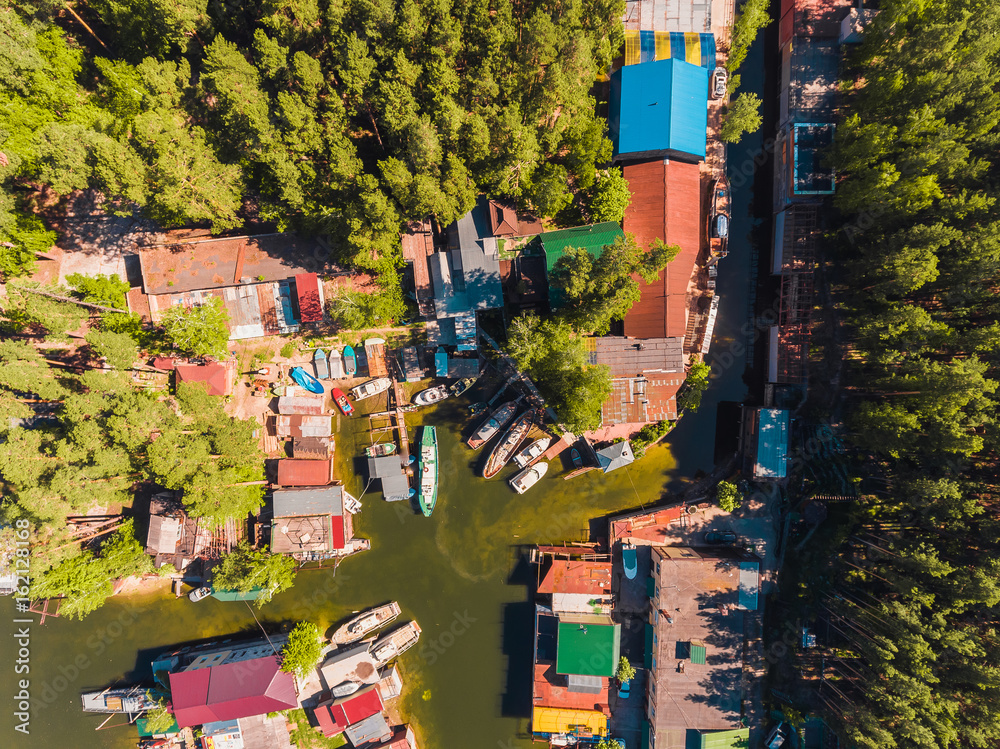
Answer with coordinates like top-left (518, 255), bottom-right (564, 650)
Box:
top-left (622, 159), bottom-right (701, 339)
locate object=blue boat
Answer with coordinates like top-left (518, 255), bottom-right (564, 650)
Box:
top-left (343, 345), bottom-right (357, 376)
top-left (313, 348), bottom-right (329, 379)
top-left (622, 544), bottom-right (638, 580)
top-left (290, 366), bottom-right (324, 394)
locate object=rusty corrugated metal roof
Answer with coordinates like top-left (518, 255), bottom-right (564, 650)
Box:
top-left (622, 159), bottom-right (701, 339)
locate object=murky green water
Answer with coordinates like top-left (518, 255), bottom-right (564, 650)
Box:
top-left (0, 399), bottom-right (677, 749)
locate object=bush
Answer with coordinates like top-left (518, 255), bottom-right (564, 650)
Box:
top-left (616, 656), bottom-right (636, 684)
top-left (717, 480), bottom-right (741, 512)
top-left (677, 361), bottom-right (711, 412)
top-left (279, 341), bottom-right (296, 358)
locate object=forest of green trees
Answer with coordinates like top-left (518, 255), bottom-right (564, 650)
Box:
top-left (803, 1), bottom-right (1000, 746)
top-left (1, 0), bottom-right (625, 318)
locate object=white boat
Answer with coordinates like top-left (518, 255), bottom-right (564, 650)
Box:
top-left (332, 602), bottom-right (402, 645)
top-left (512, 437), bottom-right (551, 469)
top-left (350, 377), bottom-right (392, 401)
top-left (413, 385), bottom-right (449, 406)
top-left (81, 687), bottom-right (158, 714)
top-left (331, 680), bottom-right (361, 698)
top-left (509, 461), bottom-right (549, 494)
top-left (344, 493), bottom-right (362, 514)
top-left (370, 621), bottom-right (421, 665)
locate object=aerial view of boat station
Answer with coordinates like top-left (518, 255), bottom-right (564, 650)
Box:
top-left (3, 1), bottom-right (988, 749)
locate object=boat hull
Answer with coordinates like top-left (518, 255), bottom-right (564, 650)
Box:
top-left (483, 411), bottom-right (534, 479)
top-left (343, 346), bottom-right (357, 376)
top-left (413, 386), bottom-right (449, 406)
top-left (290, 367), bottom-right (324, 394)
top-left (509, 461), bottom-right (548, 494)
top-left (351, 377), bottom-right (392, 401)
top-left (331, 602), bottom-right (402, 645)
top-left (418, 426), bottom-right (438, 517)
top-left (313, 349), bottom-right (330, 380)
top-left (466, 402), bottom-right (517, 450)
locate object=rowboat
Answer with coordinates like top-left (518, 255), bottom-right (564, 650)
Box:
top-left (413, 385), bottom-right (449, 406)
top-left (331, 601), bottom-right (402, 645)
top-left (351, 377), bottom-right (392, 401)
top-left (313, 348), bottom-right (329, 380)
top-left (482, 410), bottom-right (534, 479)
top-left (290, 366), bottom-right (324, 394)
top-left (365, 442), bottom-right (397, 458)
top-left (370, 621), bottom-right (422, 666)
top-left (332, 388), bottom-right (354, 416)
top-left (571, 448), bottom-right (583, 468)
top-left (417, 426), bottom-right (438, 517)
top-left (449, 377), bottom-right (476, 397)
top-left (509, 461), bottom-right (548, 494)
top-left (513, 437), bottom-right (551, 469)
top-left (343, 345), bottom-right (357, 376)
top-left (466, 402), bottom-right (517, 450)
top-left (710, 173), bottom-right (731, 254)
top-left (330, 681), bottom-right (361, 698)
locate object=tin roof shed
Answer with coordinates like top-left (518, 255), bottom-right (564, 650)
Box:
top-left (754, 408), bottom-right (789, 479)
top-left (272, 486), bottom-right (343, 517)
top-left (276, 459), bottom-right (331, 486)
top-left (610, 58), bottom-right (708, 161)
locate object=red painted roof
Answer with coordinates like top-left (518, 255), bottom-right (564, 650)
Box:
top-left (276, 459), bottom-right (331, 486)
top-left (151, 356), bottom-right (176, 370)
top-left (295, 273), bottom-right (323, 323)
top-left (622, 159), bottom-right (701, 339)
top-left (331, 516), bottom-right (346, 550)
top-left (314, 687), bottom-right (384, 737)
top-left (538, 560), bottom-right (612, 597)
top-left (533, 662), bottom-right (610, 713)
top-left (168, 656), bottom-right (297, 728)
top-left (174, 363), bottom-right (231, 396)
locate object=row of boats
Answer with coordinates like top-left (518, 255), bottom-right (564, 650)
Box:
top-left (467, 403), bottom-right (554, 493)
top-left (328, 602), bottom-right (421, 698)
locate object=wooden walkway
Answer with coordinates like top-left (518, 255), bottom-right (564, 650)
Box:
top-left (391, 378), bottom-right (410, 466)
top-left (539, 432), bottom-right (574, 463)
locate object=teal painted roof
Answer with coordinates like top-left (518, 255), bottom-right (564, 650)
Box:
top-left (556, 620), bottom-right (621, 677)
top-left (539, 223), bottom-right (625, 272)
top-left (211, 587), bottom-right (266, 601)
top-left (699, 728), bottom-right (750, 749)
top-left (754, 408), bottom-right (789, 478)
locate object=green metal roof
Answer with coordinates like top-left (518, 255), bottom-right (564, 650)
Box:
top-left (555, 620), bottom-right (621, 677)
top-left (690, 642), bottom-right (707, 665)
top-left (210, 586), bottom-right (266, 601)
top-left (699, 728), bottom-right (750, 749)
top-left (539, 223), bottom-right (625, 272)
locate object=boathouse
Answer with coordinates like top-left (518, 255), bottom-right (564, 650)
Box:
top-left (367, 456), bottom-right (411, 502)
top-left (270, 486), bottom-right (348, 558)
top-left (645, 547), bottom-right (756, 747)
top-left (595, 441), bottom-right (635, 473)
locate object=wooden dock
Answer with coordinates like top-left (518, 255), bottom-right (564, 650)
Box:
top-left (365, 338), bottom-right (388, 377)
top-left (538, 432), bottom-right (574, 463)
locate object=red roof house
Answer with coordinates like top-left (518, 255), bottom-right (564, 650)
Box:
top-left (168, 656), bottom-right (297, 728)
top-left (276, 459), bottom-right (332, 486)
top-left (294, 273), bottom-right (324, 323)
top-left (622, 159), bottom-right (701, 340)
top-left (174, 362), bottom-right (234, 396)
top-left (313, 686), bottom-right (384, 738)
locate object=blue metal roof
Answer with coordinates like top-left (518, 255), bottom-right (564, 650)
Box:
top-left (435, 347), bottom-right (448, 377)
top-left (754, 408), bottom-right (789, 479)
top-left (610, 58), bottom-right (709, 161)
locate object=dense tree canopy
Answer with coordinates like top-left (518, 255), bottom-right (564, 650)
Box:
top-left (0, 0), bottom-right (626, 323)
top-left (211, 542), bottom-right (297, 607)
top-left (793, 2), bottom-right (1000, 746)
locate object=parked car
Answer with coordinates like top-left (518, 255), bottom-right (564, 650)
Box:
top-left (704, 530), bottom-right (737, 545)
top-left (713, 66), bottom-right (728, 98)
top-left (188, 586), bottom-right (211, 602)
top-left (617, 680), bottom-right (630, 699)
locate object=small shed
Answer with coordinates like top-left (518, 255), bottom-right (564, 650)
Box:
top-left (277, 395), bottom-right (325, 415)
top-left (596, 441), bottom-right (635, 473)
top-left (344, 713), bottom-right (392, 746)
top-left (401, 347), bottom-right (422, 382)
top-left (367, 456), bottom-right (411, 502)
top-left (275, 414), bottom-right (332, 438)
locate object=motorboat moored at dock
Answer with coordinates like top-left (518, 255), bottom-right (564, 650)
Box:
top-left (512, 436), bottom-right (551, 469)
top-left (413, 385), bottom-right (449, 406)
top-left (482, 410), bottom-right (534, 479)
top-left (466, 402), bottom-right (517, 450)
top-left (370, 621), bottom-right (422, 666)
top-left (418, 426), bottom-right (438, 517)
top-left (331, 601), bottom-right (402, 645)
top-left (509, 461), bottom-right (548, 494)
top-left (351, 377), bottom-right (392, 401)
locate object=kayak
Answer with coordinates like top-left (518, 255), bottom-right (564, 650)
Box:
top-left (290, 366), bottom-right (324, 395)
